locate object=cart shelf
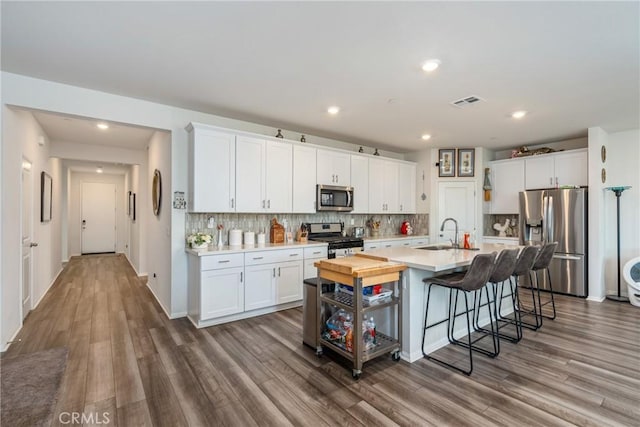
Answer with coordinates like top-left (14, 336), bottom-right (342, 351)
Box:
top-left (319, 292), bottom-right (400, 313)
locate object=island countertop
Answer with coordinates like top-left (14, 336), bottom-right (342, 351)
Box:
top-left (358, 242), bottom-right (516, 272)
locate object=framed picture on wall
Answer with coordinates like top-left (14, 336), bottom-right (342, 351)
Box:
top-left (132, 193), bottom-right (136, 222)
top-left (438, 149), bottom-right (456, 177)
top-left (128, 191), bottom-right (132, 216)
top-left (41, 171), bottom-right (52, 222)
top-left (458, 148), bottom-right (475, 177)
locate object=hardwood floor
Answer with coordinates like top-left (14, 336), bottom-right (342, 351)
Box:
top-left (4, 254), bottom-right (639, 426)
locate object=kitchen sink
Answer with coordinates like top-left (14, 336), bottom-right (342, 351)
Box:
top-left (417, 245), bottom-right (480, 251)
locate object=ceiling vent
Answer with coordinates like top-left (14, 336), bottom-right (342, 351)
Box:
top-left (450, 95), bottom-right (484, 108)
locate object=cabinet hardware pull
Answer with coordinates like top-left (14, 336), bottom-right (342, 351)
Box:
top-left (312, 251), bottom-right (321, 255)
top-left (253, 256), bottom-right (264, 260)
top-left (336, 174), bottom-right (338, 182)
top-left (273, 268), bottom-right (276, 277)
top-left (267, 200), bottom-right (271, 208)
top-left (289, 253), bottom-right (299, 256)
top-left (549, 177), bottom-right (553, 185)
top-left (262, 200), bottom-right (265, 208)
top-left (231, 198), bottom-right (235, 208)
top-left (218, 260), bottom-right (230, 263)
top-left (278, 267), bottom-right (281, 276)
top-left (240, 272), bottom-right (243, 282)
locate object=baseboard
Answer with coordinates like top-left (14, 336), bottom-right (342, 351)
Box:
top-left (32, 267), bottom-right (64, 310)
top-left (144, 280), bottom-right (179, 320)
top-left (587, 295), bottom-right (606, 302)
top-left (189, 301), bottom-right (303, 328)
top-left (2, 325), bottom-right (23, 353)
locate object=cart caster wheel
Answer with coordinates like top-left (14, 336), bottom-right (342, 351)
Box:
top-left (352, 370), bottom-right (361, 380)
top-left (315, 347), bottom-right (323, 357)
top-left (392, 352), bottom-right (401, 362)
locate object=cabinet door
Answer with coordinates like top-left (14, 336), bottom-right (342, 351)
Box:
top-left (200, 267), bottom-right (244, 320)
top-left (554, 150), bottom-right (588, 187)
top-left (276, 261), bottom-right (303, 304)
top-left (190, 128), bottom-right (235, 212)
top-left (525, 156), bottom-right (555, 190)
top-left (490, 159), bottom-right (524, 214)
top-left (303, 258), bottom-right (318, 280)
top-left (368, 158), bottom-right (386, 213)
top-left (383, 161), bottom-right (399, 213)
top-left (236, 136), bottom-right (265, 212)
top-left (398, 163), bottom-right (416, 213)
top-left (350, 155), bottom-right (369, 213)
top-left (265, 141), bottom-right (293, 212)
top-left (293, 145), bottom-right (317, 213)
top-left (317, 149), bottom-right (351, 185)
top-left (244, 264), bottom-right (276, 311)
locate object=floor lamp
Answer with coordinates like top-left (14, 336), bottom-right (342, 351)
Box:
top-left (605, 186), bottom-right (632, 302)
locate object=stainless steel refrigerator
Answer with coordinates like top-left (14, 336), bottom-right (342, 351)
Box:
top-left (519, 188), bottom-right (588, 297)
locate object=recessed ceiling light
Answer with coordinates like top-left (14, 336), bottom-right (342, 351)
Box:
top-left (327, 106), bottom-right (340, 115)
top-left (96, 166), bottom-right (103, 174)
top-left (97, 123), bottom-right (109, 130)
top-left (422, 59), bottom-right (441, 72)
top-left (511, 110), bottom-right (527, 119)
top-left (421, 134), bottom-right (432, 141)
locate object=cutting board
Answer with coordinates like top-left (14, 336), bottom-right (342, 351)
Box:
top-left (314, 255), bottom-right (406, 286)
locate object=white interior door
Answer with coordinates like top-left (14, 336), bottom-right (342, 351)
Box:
top-left (437, 181), bottom-right (476, 245)
top-left (21, 159), bottom-right (33, 319)
top-left (82, 182), bottom-right (116, 254)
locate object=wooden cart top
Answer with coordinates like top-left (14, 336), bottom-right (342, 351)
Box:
top-left (314, 254), bottom-right (406, 279)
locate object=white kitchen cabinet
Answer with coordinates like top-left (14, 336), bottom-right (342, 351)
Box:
top-left (317, 149), bottom-right (351, 186)
top-left (303, 246), bottom-right (328, 280)
top-left (350, 154), bottom-right (369, 213)
top-left (244, 248), bottom-right (303, 311)
top-left (369, 158), bottom-right (399, 213)
top-left (235, 136), bottom-right (292, 212)
top-left (293, 145), bottom-right (317, 213)
top-left (398, 162), bottom-right (416, 213)
top-left (187, 124), bottom-right (236, 212)
top-left (489, 158), bottom-right (525, 214)
top-left (187, 253), bottom-right (244, 326)
top-left (525, 149), bottom-right (588, 190)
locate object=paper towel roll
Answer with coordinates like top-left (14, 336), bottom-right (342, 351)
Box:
top-left (229, 229), bottom-right (243, 246)
top-left (243, 231), bottom-right (255, 246)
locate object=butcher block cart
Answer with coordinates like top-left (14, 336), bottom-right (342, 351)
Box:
top-left (314, 255), bottom-right (406, 379)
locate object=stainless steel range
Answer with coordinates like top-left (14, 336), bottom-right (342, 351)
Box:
top-left (304, 222), bottom-right (364, 258)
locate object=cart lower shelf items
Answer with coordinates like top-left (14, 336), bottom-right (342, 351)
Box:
top-left (314, 254), bottom-right (407, 379)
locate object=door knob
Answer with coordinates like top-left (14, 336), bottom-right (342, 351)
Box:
top-left (30, 242), bottom-right (38, 247)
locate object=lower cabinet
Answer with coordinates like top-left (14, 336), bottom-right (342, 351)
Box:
top-left (275, 261), bottom-right (303, 304)
top-left (244, 263), bottom-right (277, 311)
top-left (201, 267), bottom-right (244, 320)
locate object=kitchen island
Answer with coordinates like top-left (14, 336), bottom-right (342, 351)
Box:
top-left (358, 243), bottom-right (519, 362)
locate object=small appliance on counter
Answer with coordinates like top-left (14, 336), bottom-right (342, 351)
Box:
top-left (400, 221), bottom-right (413, 235)
top-left (352, 227), bottom-right (365, 238)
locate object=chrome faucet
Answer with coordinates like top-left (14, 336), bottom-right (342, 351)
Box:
top-left (440, 217), bottom-right (459, 248)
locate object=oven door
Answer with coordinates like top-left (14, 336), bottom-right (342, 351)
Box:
top-left (317, 185), bottom-right (353, 212)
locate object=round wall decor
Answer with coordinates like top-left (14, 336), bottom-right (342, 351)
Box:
top-left (601, 168), bottom-right (606, 183)
top-left (152, 169), bottom-right (162, 216)
top-left (601, 145), bottom-right (607, 163)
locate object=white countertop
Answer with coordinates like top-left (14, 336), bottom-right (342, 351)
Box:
top-left (185, 241), bottom-right (327, 256)
top-left (361, 242), bottom-right (519, 272)
top-left (363, 234), bottom-right (429, 242)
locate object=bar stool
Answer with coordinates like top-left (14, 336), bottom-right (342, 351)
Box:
top-left (510, 245), bottom-right (542, 330)
top-left (474, 248), bottom-right (521, 344)
top-left (529, 242), bottom-right (558, 322)
top-left (422, 252), bottom-right (497, 375)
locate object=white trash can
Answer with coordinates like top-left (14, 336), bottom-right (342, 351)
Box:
top-left (623, 256), bottom-right (640, 307)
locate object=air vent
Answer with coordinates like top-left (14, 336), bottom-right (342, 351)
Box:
top-left (450, 95), bottom-right (484, 108)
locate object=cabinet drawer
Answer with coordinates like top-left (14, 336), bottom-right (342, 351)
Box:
top-left (201, 253), bottom-right (244, 270)
top-left (245, 248), bottom-right (304, 266)
top-left (304, 246), bottom-right (328, 259)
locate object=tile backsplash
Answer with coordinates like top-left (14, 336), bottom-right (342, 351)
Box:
top-left (484, 214), bottom-right (519, 238)
top-left (186, 212), bottom-right (429, 244)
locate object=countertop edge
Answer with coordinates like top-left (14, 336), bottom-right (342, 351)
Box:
top-left (186, 241), bottom-right (328, 256)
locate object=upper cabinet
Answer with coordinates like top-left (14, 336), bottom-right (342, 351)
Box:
top-left (187, 124), bottom-right (236, 212)
top-left (317, 149), bottom-right (351, 186)
top-left (525, 149), bottom-right (588, 189)
top-left (293, 145), bottom-right (317, 213)
top-left (489, 158), bottom-right (525, 214)
top-left (369, 158), bottom-right (399, 213)
top-left (398, 162), bottom-right (416, 214)
top-left (350, 155), bottom-right (369, 213)
top-left (235, 135), bottom-right (292, 213)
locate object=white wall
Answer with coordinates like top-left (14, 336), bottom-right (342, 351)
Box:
top-left (127, 164), bottom-right (146, 276)
top-left (1, 106), bottom-right (63, 350)
top-left (146, 131), bottom-right (174, 315)
top-left (67, 171), bottom-right (127, 257)
top-left (603, 129), bottom-right (640, 297)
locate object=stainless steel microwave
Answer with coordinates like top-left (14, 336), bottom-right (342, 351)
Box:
top-left (316, 185), bottom-right (354, 212)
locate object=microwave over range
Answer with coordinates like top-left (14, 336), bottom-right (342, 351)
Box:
top-left (316, 185), bottom-right (354, 212)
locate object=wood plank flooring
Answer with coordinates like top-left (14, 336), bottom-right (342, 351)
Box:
top-left (3, 254), bottom-right (639, 426)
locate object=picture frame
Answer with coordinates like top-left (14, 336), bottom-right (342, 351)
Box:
top-left (128, 191), bottom-right (132, 216)
top-left (458, 148), bottom-right (475, 177)
top-left (152, 169), bottom-right (162, 216)
top-left (438, 149), bottom-right (456, 177)
top-left (40, 171), bottom-right (52, 222)
top-left (130, 192), bottom-right (136, 222)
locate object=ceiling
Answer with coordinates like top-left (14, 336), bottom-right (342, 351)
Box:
top-left (32, 110), bottom-right (156, 150)
top-left (63, 159), bottom-right (130, 175)
top-left (2, 2), bottom-right (638, 153)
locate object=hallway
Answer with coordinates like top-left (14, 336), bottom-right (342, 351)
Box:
top-left (3, 254), bottom-right (639, 426)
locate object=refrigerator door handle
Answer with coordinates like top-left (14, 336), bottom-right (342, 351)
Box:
top-left (553, 254), bottom-right (581, 261)
top-left (546, 195), bottom-right (554, 243)
top-left (542, 195), bottom-right (548, 243)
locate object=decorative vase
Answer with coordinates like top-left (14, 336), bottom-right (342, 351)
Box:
top-left (371, 229), bottom-right (379, 237)
top-left (217, 229), bottom-right (224, 247)
top-left (192, 242), bottom-right (208, 250)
